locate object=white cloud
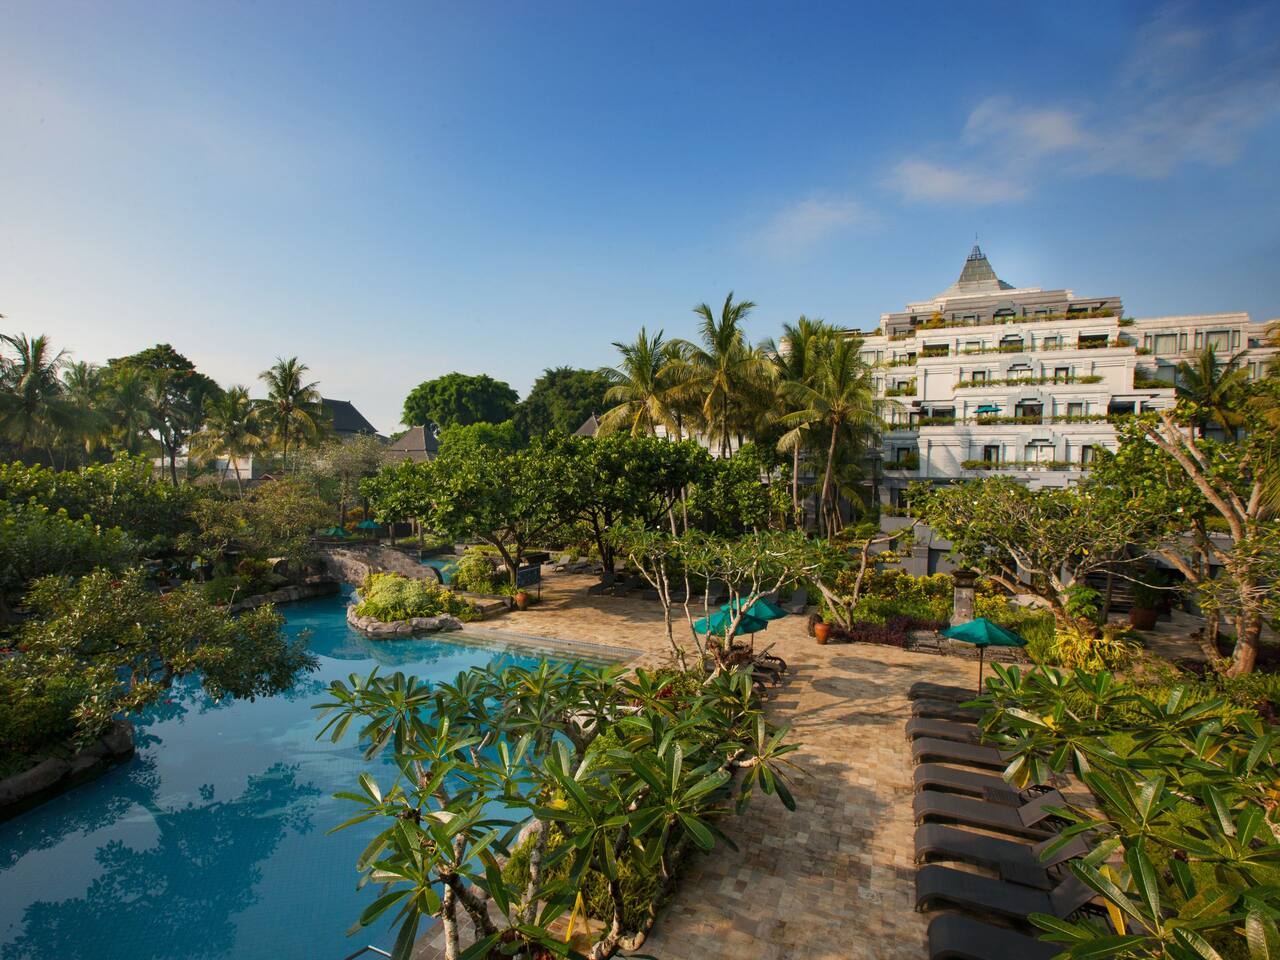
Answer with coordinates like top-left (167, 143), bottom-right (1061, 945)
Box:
top-left (886, 2), bottom-right (1280, 206)
top-left (755, 194), bottom-right (872, 256)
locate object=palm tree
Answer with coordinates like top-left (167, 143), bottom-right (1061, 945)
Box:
top-left (190, 386), bottom-right (264, 495)
top-left (764, 316), bottom-right (836, 526)
top-left (671, 293), bottom-right (773, 458)
top-left (104, 366), bottom-right (155, 456)
top-left (259, 357), bottom-right (322, 473)
top-left (778, 335), bottom-right (878, 536)
top-left (59, 361), bottom-right (108, 465)
top-left (1176, 345), bottom-right (1251, 438)
top-left (597, 328), bottom-right (683, 437)
top-left (0, 333), bottom-right (74, 461)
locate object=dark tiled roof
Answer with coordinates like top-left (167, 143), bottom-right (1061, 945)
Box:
top-left (388, 425), bottom-right (439, 462)
top-left (322, 398), bottom-right (378, 435)
top-left (573, 413), bottom-right (600, 437)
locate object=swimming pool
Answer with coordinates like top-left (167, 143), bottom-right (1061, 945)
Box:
top-left (0, 589), bottom-right (568, 960)
top-left (419, 555), bottom-right (457, 584)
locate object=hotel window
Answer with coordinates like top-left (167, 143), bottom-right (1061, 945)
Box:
top-left (1153, 334), bottom-right (1178, 356)
top-left (1178, 332), bottom-right (1188, 351)
top-left (965, 340), bottom-right (982, 353)
top-left (1232, 329), bottom-right (1241, 349)
top-left (1053, 366), bottom-right (1071, 382)
top-left (970, 370), bottom-right (988, 383)
top-left (982, 445), bottom-right (1000, 464)
top-left (1041, 336), bottom-right (1061, 349)
top-left (1205, 330), bottom-right (1230, 352)
top-left (1067, 402), bottom-right (1085, 417)
top-left (1025, 440), bottom-right (1055, 464)
top-left (1080, 445), bottom-right (1095, 465)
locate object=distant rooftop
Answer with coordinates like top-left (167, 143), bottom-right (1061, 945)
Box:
top-left (933, 244), bottom-right (1016, 299)
top-left (388, 425), bottom-right (439, 462)
top-left (574, 413), bottom-right (601, 437)
top-left (322, 398), bottom-right (379, 436)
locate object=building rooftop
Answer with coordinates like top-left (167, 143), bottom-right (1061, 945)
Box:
top-left (933, 244), bottom-right (1017, 299)
top-left (388, 425), bottom-right (439, 462)
top-left (573, 413), bottom-right (601, 437)
top-left (322, 398), bottom-right (379, 436)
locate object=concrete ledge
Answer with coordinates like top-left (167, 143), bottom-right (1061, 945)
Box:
top-left (0, 719), bottom-right (135, 821)
top-left (228, 578), bottom-right (340, 613)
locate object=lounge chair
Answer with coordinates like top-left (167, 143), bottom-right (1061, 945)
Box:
top-left (915, 866), bottom-right (1096, 925)
top-left (912, 764), bottom-right (1025, 804)
top-left (912, 738), bottom-right (1010, 771)
top-left (915, 825), bottom-right (1091, 888)
top-left (909, 681), bottom-right (977, 703)
top-left (906, 718), bottom-right (982, 744)
top-left (913, 699), bottom-right (984, 722)
top-left (913, 789), bottom-right (1067, 840)
top-left (783, 587), bottom-right (809, 615)
top-left (927, 914), bottom-right (1062, 960)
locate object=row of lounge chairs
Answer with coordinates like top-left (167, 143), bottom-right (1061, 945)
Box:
top-left (905, 680), bottom-right (1102, 960)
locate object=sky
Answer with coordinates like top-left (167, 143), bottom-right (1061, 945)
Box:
top-left (2, 1), bottom-right (1279, 433)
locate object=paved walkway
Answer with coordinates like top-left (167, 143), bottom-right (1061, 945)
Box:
top-left (462, 573), bottom-right (979, 960)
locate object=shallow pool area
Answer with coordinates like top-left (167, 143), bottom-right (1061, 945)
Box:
top-left (0, 589), bottom-right (573, 960)
top-left (418, 555), bottom-right (457, 584)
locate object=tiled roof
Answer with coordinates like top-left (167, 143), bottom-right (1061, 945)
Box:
top-left (322, 398), bottom-right (378, 435)
top-left (573, 413), bottom-right (600, 437)
top-left (935, 244), bottom-right (1016, 299)
top-left (388, 425), bottom-right (439, 461)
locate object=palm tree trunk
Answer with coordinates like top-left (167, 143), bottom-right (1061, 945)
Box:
top-left (820, 421), bottom-right (839, 537)
top-left (791, 445), bottom-right (800, 529)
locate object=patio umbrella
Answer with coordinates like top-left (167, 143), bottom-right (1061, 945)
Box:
top-left (720, 596), bottom-right (787, 621)
top-left (941, 617), bottom-right (1027, 692)
top-left (355, 519), bottom-right (381, 539)
top-left (693, 610), bottom-right (768, 638)
top-left (319, 526), bottom-right (349, 539)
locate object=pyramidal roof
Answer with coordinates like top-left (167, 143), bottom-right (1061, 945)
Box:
top-left (934, 244), bottom-right (1015, 299)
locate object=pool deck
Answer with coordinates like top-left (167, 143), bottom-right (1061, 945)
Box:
top-left (429, 573), bottom-right (979, 960)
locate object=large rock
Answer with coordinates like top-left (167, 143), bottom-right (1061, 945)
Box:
top-left (0, 720), bottom-right (135, 820)
top-left (346, 602), bottom-right (464, 639)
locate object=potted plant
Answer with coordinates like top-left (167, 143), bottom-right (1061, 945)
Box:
top-left (1128, 579), bottom-right (1163, 630)
top-left (813, 620), bottom-right (831, 645)
top-left (514, 589), bottom-right (530, 611)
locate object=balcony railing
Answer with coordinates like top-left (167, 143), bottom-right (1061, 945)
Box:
top-left (961, 459), bottom-right (1091, 471)
top-left (884, 453), bottom-right (920, 470)
top-left (885, 381), bottom-right (918, 397)
top-left (884, 308), bottom-right (1119, 338)
top-left (892, 412), bottom-right (1133, 429)
top-left (954, 374), bottom-right (1103, 388)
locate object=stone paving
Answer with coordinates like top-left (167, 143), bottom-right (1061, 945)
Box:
top-left (458, 573), bottom-right (981, 960)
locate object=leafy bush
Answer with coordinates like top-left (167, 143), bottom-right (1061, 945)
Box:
top-left (353, 572), bottom-right (478, 622)
top-left (974, 592), bottom-right (1056, 663)
top-left (0, 500), bottom-right (138, 604)
top-left (450, 546), bottom-right (503, 594)
top-left (0, 671), bottom-right (88, 775)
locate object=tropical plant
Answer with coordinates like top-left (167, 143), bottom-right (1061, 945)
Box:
top-left (512, 366), bottom-right (612, 438)
top-left (315, 661), bottom-right (799, 960)
top-left (401, 372), bottom-right (519, 431)
top-left (0, 333), bottom-right (74, 460)
top-left (597, 327), bottom-right (683, 438)
top-left (259, 356), bottom-right (324, 473)
top-left (101, 364), bottom-right (154, 456)
top-left (1175, 344), bottom-right (1250, 437)
top-left (189, 385), bottom-right (265, 494)
top-left (353, 572), bottom-right (477, 622)
top-left (58, 360), bottom-right (108, 464)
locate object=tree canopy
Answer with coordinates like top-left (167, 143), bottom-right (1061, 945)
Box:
top-left (402, 372), bottom-right (519, 430)
top-left (512, 366), bottom-right (611, 438)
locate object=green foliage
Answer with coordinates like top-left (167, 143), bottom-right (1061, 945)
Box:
top-left (845, 570), bottom-right (952, 624)
top-left (353, 572), bottom-right (478, 622)
top-left (315, 663), bottom-right (799, 959)
top-left (0, 500), bottom-right (138, 603)
top-left (189, 478), bottom-right (330, 569)
top-left (973, 591), bottom-right (1056, 662)
top-left (977, 665), bottom-right (1280, 959)
top-left (401, 372), bottom-right (518, 430)
top-left (13, 568), bottom-right (316, 740)
top-left (450, 546), bottom-right (503, 595)
top-left (685, 443), bottom-right (787, 535)
top-left (0, 670), bottom-right (89, 775)
top-left (512, 366), bottom-right (611, 438)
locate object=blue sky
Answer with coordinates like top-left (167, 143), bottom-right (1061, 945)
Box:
top-left (3, 1), bottom-right (1278, 431)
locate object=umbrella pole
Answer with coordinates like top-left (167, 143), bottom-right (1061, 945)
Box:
top-left (977, 645), bottom-right (986, 694)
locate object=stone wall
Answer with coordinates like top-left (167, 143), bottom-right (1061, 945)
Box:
top-left (227, 578), bottom-right (340, 613)
top-left (316, 543), bottom-right (440, 586)
top-left (0, 720), bottom-right (135, 821)
top-left (346, 602), bottom-right (464, 638)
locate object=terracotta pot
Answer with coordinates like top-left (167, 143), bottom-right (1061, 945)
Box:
top-left (514, 591), bottom-right (530, 611)
top-left (1129, 605), bottom-right (1158, 630)
top-left (813, 621), bottom-right (831, 645)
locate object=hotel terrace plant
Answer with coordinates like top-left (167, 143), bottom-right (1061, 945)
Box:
top-left (317, 661), bottom-right (799, 960)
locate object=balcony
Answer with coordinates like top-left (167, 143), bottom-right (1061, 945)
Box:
top-left (954, 374), bottom-right (1104, 389)
top-left (884, 452), bottom-right (920, 471)
top-left (961, 459), bottom-right (1089, 472)
top-left (885, 380), bottom-right (918, 397)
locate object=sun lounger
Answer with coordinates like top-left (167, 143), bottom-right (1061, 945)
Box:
top-left (783, 587), bottom-right (809, 615)
top-left (926, 913), bottom-right (1062, 960)
top-left (911, 738), bottom-right (1010, 771)
top-left (916, 865), bottom-right (1095, 925)
top-left (914, 825), bottom-right (1091, 888)
top-left (913, 789), bottom-right (1067, 840)
top-left (906, 718), bottom-right (982, 744)
top-left (912, 764), bottom-right (1025, 804)
top-left (909, 681), bottom-right (977, 703)
top-left (912, 699), bottom-right (984, 722)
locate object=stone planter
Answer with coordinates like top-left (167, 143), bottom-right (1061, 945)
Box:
top-left (346, 603), bottom-right (464, 638)
top-left (0, 719), bottom-right (135, 821)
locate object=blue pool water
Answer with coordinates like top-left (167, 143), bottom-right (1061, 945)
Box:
top-left (0, 589), bottom-right (557, 960)
top-left (419, 555), bottom-right (457, 584)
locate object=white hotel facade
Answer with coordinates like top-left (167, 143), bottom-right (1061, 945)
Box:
top-left (853, 245), bottom-right (1276, 508)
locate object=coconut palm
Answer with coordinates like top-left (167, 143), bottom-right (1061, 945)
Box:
top-left (778, 335), bottom-right (878, 536)
top-left (1176, 345), bottom-right (1251, 438)
top-left (58, 360), bottom-right (108, 464)
top-left (597, 328), bottom-right (683, 437)
top-left (671, 293), bottom-right (773, 458)
top-left (103, 365), bottom-right (155, 456)
top-left (0, 333), bottom-right (74, 460)
top-left (764, 316), bottom-right (836, 525)
top-left (190, 386), bottom-right (264, 494)
top-left (259, 357), bottom-right (323, 473)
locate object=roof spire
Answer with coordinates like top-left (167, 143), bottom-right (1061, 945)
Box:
top-left (968, 234), bottom-right (983, 261)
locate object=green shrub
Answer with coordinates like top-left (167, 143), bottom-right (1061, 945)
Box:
top-left (974, 593), bottom-right (1056, 662)
top-left (450, 546), bottom-right (503, 594)
top-left (0, 671), bottom-right (87, 775)
top-left (354, 572), bottom-right (478, 622)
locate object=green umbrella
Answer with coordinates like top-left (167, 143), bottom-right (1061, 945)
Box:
top-left (355, 519), bottom-right (381, 530)
top-left (693, 610), bottom-right (768, 637)
top-left (720, 596), bottom-right (787, 621)
top-left (319, 526), bottom-right (349, 538)
top-left (941, 617), bottom-right (1027, 692)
